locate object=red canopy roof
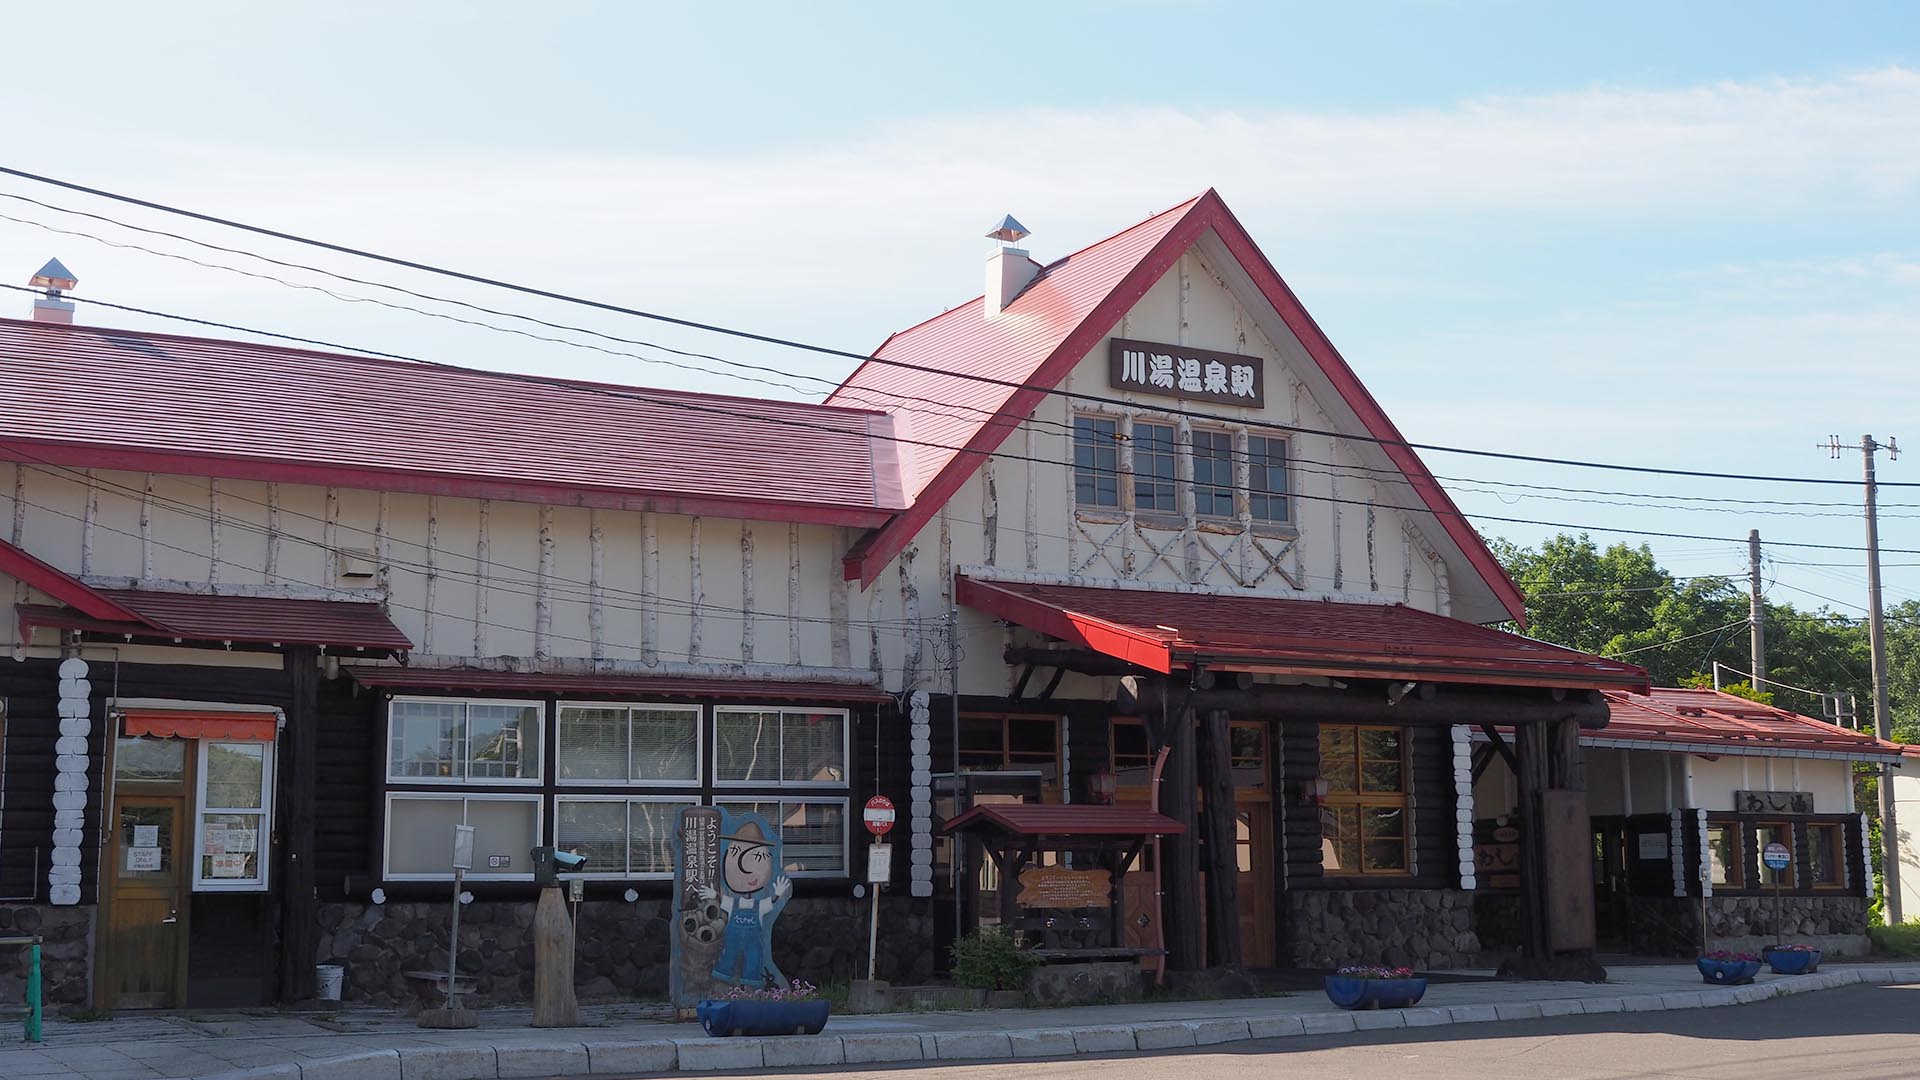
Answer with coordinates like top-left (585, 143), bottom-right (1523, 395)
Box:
top-left (1591, 688), bottom-right (1907, 761)
top-left (16, 588), bottom-right (411, 651)
top-left (122, 708), bottom-right (278, 742)
top-left (832, 190), bottom-right (1526, 624)
top-left (942, 803), bottom-right (1187, 837)
top-left (0, 317), bottom-right (906, 527)
top-left (0, 538), bottom-right (139, 621)
top-left (346, 665), bottom-right (889, 703)
top-left (959, 576), bottom-right (1648, 692)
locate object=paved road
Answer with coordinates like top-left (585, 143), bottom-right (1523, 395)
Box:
top-left (658, 983), bottom-right (1920, 1080)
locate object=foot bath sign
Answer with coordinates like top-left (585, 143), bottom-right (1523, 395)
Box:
top-left (671, 806), bottom-right (792, 1007)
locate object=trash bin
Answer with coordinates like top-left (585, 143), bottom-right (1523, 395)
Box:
top-left (315, 964), bottom-right (345, 1001)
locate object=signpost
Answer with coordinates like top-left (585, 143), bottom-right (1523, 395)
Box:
top-left (863, 796), bottom-right (894, 981)
top-left (1763, 841), bottom-right (1792, 949)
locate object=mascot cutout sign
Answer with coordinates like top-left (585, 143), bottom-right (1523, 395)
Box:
top-left (670, 806), bottom-right (792, 1008)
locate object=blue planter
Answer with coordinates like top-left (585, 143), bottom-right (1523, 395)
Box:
top-left (1324, 975), bottom-right (1428, 1010)
top-left (1765, 949), bottom-right (1822, 975)
top-left (697, 998), bottom-right (832, 1037)
top-left (1696, 957), bottom-right (1762, 985)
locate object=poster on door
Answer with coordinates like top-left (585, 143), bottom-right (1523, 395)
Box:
top-left (126, 846), bottom-right (162, 872)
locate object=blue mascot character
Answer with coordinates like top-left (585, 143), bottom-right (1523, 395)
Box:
top-left (701, 815), bottom-right (792, 985)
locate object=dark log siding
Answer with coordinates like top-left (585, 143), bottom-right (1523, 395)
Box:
top-left (0, 657), bottom-right (62, 902)
top-left (315, 674), bottom-right (378, 900)
top-left (1281, 718), bottom-right (1456, 891)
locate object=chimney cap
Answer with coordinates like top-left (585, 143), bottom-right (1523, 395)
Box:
top-left (29, 258), bottom-right (77, 292)
top-left (985, 215), bottom-right (1030, 245)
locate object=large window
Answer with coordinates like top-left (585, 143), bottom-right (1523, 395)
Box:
top-left (1807, 823), bottom-right (1846, 889)
top-left (1247, 435), bottom-right (1290, 523)
top-left (1707, 823), bottom-right (1744, 888)
top-left (714, 709), bottom-right (847, 786)
top-left (1318, 725), bottom-right (1410, 876)
top-left (1073, 416), bottom-right (1120, 508)
top-left (194, 740), bottom-right (273, 891)
top-left (388, 698), bottom-right (542, 784)
top-left (385, 793), bottom-right (542, 880)
top-left (1192, 429), bottom-right (1236, 518)
top-left (1133, 422), bottom-right (1179, 513)
top-left (716, 798), bottom-right (849, 876)
top-left (555, 796), bottom-right (696, 878)
top-left (960, 715), bottom-right (1062, 792)
top-left (557, 703), bottom-right (700, 785)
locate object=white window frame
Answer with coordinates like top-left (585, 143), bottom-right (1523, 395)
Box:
top-left (711, 795), bottom-right (851, 879)
top-left (1190, 426), bottom-right (1238, 521)
top-left (554, 701), bottom-right (703, 789)
top-left (711, 707), bottom-right (852, 790)
top-left (381, 791), bottom-right (544, 882)
top-left (386, 695), bottom-right (545, 788)
top-left (191, 738), bottom-right (275, 893)
top-left (1246, 432), bottom-right (1293, 525)
top-left (554, 794), bottom-right (700, 881)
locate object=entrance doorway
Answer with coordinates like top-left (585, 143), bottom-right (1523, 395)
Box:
top-left (105, 793), bottom-right (189, 1009)
top-left (1112, 718), bottom-right (1276, 968)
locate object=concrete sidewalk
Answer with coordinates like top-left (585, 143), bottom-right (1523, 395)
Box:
top-left (4, 963), bottom-right (1919, 1080)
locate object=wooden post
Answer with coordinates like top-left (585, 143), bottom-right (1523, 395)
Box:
top-left (532, 887), bottom-right (579, 1027)
top-left (278, 646), bottom-right (319, 1002)
top-left (1198, 708), bottom-right (1241, 968)
top-left (1513, 721), bottom-right (1550, 962)
top-left (1155, 700), bottom-right (1204, 971)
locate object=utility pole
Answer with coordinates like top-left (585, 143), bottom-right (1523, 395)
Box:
top-left (1748, 529), bottom-right (1767, 689)
top-left (1831, 434), bottom-right (1901, 923)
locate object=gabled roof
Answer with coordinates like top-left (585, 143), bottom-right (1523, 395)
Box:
top-left (958, 576), bottom-right (1647, 691)
top-left (0, 317), bottom-right (907, 527)
top-left (1592, 687), bottom-right (1908, 762)
top-left (942, 803), bottom-right (1186, 838)
top-left (831, 191), bottom-right (1526, 625)
top-left (0, 537), bottom-right (140, 621)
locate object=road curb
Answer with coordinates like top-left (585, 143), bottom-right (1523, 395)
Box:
top-left (196, 965), bottom-right (1920, 1080)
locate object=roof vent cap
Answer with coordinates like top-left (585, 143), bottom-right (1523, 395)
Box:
top-left (27, 257), bottom-right (77, 324)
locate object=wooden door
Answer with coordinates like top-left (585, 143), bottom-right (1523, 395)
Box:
top-left (1234, 807), bottom-right (1276, 966)
top-left (106, 795), bottom-right (189, 1009)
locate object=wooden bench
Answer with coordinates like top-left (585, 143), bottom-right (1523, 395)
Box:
top-left (403, 969), bottom-right (478, 1005)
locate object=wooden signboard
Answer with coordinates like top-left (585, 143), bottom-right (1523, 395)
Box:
top-left (1016, 866), bottom-right (1112, 909)
top-left (1108, 338), bottom-right (1265, 407)
top-left (1736, 790), bottom-right (1814, 814)
top-left (1542, 790), bottom-right (1597, 953)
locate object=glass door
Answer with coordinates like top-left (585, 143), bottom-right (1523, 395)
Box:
top-left (106, 795), bottom-right (189, 1009)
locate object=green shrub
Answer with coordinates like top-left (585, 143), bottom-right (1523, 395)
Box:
top-left (949, 926), bottom-right (1038, 991)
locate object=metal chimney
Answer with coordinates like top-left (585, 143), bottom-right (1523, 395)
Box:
top-left (28, 258), bottom-right (77, 324)
top-left (984, 215), bottom-right (1038, 319)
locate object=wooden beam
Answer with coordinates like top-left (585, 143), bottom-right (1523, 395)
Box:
top-left (1198, 708), bottom-right (1242, 968)
top-left (1117, 677), bottom-right (1608, 728)
top-left (1155, 703), bottom-right (1204, 971)
top-left (278, 645), bottom-right (319, 1002)
top-left (1003, 646), bottom-right (1146, 677)
top-left (1479, 723), bottom-right (1520, 774)
top-left (1008, 664), bottom-right (1036, 702)
top-left (1037, 666), bottom-right (1069, 701)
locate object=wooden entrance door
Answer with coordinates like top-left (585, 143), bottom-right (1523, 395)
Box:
top-left (106, 794), bottom-right (189, 1009)
top-left (1235, 806), bottom-right (1276, 966)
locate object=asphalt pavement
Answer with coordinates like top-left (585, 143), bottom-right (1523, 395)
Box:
top-left (730, 983), bottom-right (1920, 1080)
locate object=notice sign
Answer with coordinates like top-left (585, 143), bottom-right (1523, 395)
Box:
top-left (1016, 866), bottom-right (1112, 910)
top-left (202, 824), bottom-right (226, 857)
top-left (1636, 833), bottom-right (1669, 861)
top-left (867, 842), bottom-right (893, 884)
top-left (1109, 338), bottom-right (1265, 408)
top-left (126, 846), bottom-right (162, 872)
top-left (209, 853), bottom-right (249, 878)
top-left (133, 825), bottom-right (159, 848)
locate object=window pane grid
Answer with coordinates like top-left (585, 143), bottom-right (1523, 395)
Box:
top-left (1073, 416), bottom-right (1120, 508)
top-left (1192, 430), bottom-right (1235, 518)
top-left (1134, 423), bottom-right (1177, 512)
top-left (1248, 436), bottom-right (1290, 523)
top-left (1318, 724), bottom-right (1410, 876)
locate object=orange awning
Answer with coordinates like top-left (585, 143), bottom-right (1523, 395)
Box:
top-left (121, 709), bottom-right (278, 741)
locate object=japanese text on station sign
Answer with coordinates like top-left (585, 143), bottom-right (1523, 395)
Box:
top-left (1109, 338), bottom-right (1264, 408)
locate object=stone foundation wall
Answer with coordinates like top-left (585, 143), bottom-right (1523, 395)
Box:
top-left (1286, 889), bottom-right (1480, 970)
top-left (0, 905), bottom-right (94, 1006)
top-left (1704, 894), bottom-right (1871, 957)
top-left (317, 894), bottom-right (934, 1007)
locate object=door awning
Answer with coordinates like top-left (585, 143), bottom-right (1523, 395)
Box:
top-left (957, 575), bottom-right (1649, 692)
top-left (15, 590), bottom-right (411, 652)
top-left (121, 708), bottom-right (278, 741)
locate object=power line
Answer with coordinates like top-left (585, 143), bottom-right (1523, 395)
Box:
top-left (1602, 619), bottom-right (1750, 659)
top-left (13, 284), bottom-right (1920, 562)
top-left (6, 165), bottom-right (1918, 490)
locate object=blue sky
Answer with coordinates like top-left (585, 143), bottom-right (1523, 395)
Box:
top-left (6, 1), bottom-right (1920, 671)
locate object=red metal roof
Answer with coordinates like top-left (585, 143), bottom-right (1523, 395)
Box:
top-left (0, 538), bottom-right (140, 621)
top-left (1592, 687), bottom-right (1908, 761)
top-left (942, 803), bottom-right (1187, 837)
top-left (0, 317), bottom-right (906, 527)
top-left (16, 589), bottom-right (410, 650)
top-left (831, 191), bottom-right (1527, 625)
top-left (958, 576), bottom-right (1648, 691)
top-left (345, 665), bottom-right (890, 703)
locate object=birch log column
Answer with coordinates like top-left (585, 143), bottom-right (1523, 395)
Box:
top-left (49, 655), bottom-right (89, 906)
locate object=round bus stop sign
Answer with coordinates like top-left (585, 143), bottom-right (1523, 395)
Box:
top-left (863, 795), bottom-right (896, 836)
top-left (1762, 842), bottom-right (1792, 871)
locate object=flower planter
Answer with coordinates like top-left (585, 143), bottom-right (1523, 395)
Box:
top-left (696, 998), bottom-right (832, 1037)
top-left (1695, 957), bottom-right (1762, 985)
top-left (1324, 975), bottom-right (1428, 1010)
top-left (1765, 949), bottom-right (1822, 975)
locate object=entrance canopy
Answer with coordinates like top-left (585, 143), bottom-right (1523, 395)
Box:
top-left (957, 576), bottom-right (1648, 692)
top-left (942, 803), bottom-right (1186, 840)
top-left (122, 708), bottom-right (278, 741)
